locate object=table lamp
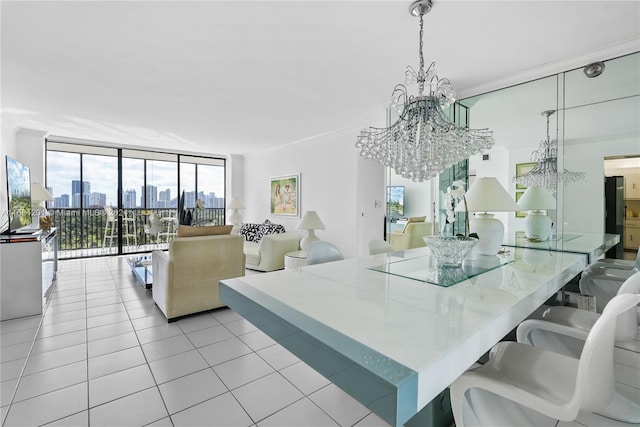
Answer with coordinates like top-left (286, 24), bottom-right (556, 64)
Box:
top-left (455, 177), bottom-right (518, 255)
top-left (31, 182), bottom-right (54, 229)
top-left (227, 197), bottom-right (246, 226)
top-left (517, 186), bottom-right (556, 241)
top-left (296, 211), bottom-right (325, 251)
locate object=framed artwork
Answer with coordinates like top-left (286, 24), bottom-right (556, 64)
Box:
top-left (270, 173), bottom-right (300, 217)
top-left (515, 191), bottom-right (527, 218)
top-left (515, 162), bottom-right (537, 190)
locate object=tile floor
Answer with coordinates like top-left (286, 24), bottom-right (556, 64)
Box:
top-left (0, 256), bottom-right (634, 427)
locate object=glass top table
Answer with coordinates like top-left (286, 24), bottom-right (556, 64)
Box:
top-left (369, 252), bottom-right (515, 287)
top-left (127, 255), bottom-right (152, 289)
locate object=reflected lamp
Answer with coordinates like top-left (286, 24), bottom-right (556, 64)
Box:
top-left (455, 177), bottom-right (518, 255)
top-left (31, 182), bottom-right (54, 229)
top-left (517, 186), bottom-right (556, 241)
top-left (227, 197), bottom-right (246, 226)
top-left (296, 211), bottom-right (326, 252)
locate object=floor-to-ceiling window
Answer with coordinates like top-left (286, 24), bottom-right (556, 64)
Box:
top-left (46, 141), bottom-right (226, 259)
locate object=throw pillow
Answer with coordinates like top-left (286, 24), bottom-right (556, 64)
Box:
top-left (239, 222), bottom-right (261, 242)
top-left (256, 219), bottom-right (285, 242)
top-left (177, 225), bottom-right (233, 238)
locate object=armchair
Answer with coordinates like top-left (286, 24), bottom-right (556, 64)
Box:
top-left (244, 231), bottom-right (300, 271)
top-left (389, 217), bottom-right (436, 251)
top-left (152, 234), bottom-right (245, 320)
top-left (450, 293), bottom-right (640, 427)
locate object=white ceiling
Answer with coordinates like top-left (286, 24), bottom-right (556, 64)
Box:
top-left (2, 1), bottom-right (639, 157)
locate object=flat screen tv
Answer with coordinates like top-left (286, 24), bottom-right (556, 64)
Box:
top-left (386, 185), bottom-right (405, 218)
top-left (5, 156), bottom-right (33, 234)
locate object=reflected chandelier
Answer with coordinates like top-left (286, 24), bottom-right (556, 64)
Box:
top-left (355, 0), bottom-right (494, 182)
top-left (515, 110), bottom-right (585, 195)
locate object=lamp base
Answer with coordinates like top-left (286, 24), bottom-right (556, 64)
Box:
top-left (524, 211), bottom-right (552, 241)
top-left (300, 230), bottom-right (319, 252)
top-left (470, 213), bottom-right (504, 256)
top-left (229, 209), bottom-right (243, 226)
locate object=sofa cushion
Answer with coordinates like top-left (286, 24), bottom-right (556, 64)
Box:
top-left (243, 241), bottom-right (261, 266)
top-left (240, 222), bottom-right (262, 242)
top-left (256, 219), bottom-right (286, 242)
top-left (177, 225), bottom-right (233, 238)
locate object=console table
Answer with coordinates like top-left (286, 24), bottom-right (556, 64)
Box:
top-left (220, 246), bottom-right (587, 426)
top-left (0, 228), bottom-right (58, 320)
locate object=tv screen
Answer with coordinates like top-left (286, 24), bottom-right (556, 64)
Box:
top-left (5, 156), bottom-right (32, 233)
top-left (387, 185), bottom-right (405, 218)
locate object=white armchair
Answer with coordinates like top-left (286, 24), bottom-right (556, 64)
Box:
top-left (152, 233), bottom-right (245, 320)
top-left (450, 293), bottom-right (640, 427)
top-left (244, 231), bottom-right (300, 271)
top-left (389, 217), bottom-right (437, 251)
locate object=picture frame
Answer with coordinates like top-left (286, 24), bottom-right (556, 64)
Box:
top-left (515, 162), bottom-right (537, 190)
top-left (270, 173), bottom-right (300, 217)
top-left (515, 191), bottom-right (527, 218)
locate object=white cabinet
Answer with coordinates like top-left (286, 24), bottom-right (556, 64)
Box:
top-left (625, 219), bottom-right (640, 251)
top-left (625, 173), bottom-right (640, 199)
top-left (0, 229), bottom-right (57, 320)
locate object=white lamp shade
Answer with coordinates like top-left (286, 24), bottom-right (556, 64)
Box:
top-left (226, 197), bottom-right (246, 210)
top-left (455, 177), bottom-right (518, 213)
top-left (31, 182), bottom-right (53, 202)
top-left (517, 186), bottom-right (556, 211)
top-left (296, 211), bottom-right (326, 231)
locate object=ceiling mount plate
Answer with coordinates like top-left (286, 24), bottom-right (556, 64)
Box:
top-left (409, 0), bottom-right (433, 17)
top-left (584, 61), bottom-right (605, 78)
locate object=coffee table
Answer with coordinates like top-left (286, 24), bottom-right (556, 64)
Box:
top-left (127, 255), bottom-right (152, 289)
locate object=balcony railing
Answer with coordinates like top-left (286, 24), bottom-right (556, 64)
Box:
top-left (49, 207), bottom-right (226, 259)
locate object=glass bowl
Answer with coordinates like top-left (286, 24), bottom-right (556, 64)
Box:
top-left (423, 235), bottom-right (479, 267)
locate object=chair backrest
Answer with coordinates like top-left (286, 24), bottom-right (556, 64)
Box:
top-left (368, 239), bottom-right (394, 255)
top-left (614, 270), bottom-right (640, 341)
top-left (573, 293), bottom-right (640, 413)
top-left (307, 241), bottom-right (344, 265)
top-left (104, 205), bottom-right (116, 222)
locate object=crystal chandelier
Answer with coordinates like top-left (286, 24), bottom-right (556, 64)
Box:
top-left (355, 0), bottom-right (494, 182)
top-left (515, 110), bottom-right (585, 195)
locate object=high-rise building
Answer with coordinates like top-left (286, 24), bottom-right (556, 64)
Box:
top-left (141, 185), bottom-right (158, 208)
top-left (54, 194), bottom-right (70, 208)
top-left (158, 188), bottom-right (171, 208)
top-left (124, 189), bottom-right (137, 208)
top-left (71, 180), bottom-right (91, 208)
top-left (87, 192), bottom-right (106, 208)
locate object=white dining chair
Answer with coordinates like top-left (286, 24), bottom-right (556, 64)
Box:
top-left (579, 251), bottom-right (640, 312)
top-left (516, 271), bottom-right (640, 423)
top-left (306, 241), bottom-right (344, 265)
top-left (450, 293), bottom-right (640, 427)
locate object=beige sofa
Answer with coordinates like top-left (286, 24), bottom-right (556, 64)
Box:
top-left (390, 219), bottom-right (437, 250)
top-left (152, 233), bottom-right (245, 320)
top-left (244, 231), bottom-right (300, 271)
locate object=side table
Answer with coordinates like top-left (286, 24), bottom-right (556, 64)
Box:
top-left (284, 250), bottom-right (307, 270)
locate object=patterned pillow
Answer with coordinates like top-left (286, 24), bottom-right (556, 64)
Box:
top-left (239, 222), bottom-right (261, 242)
top-left (256, 219), bottom-right (285, 242)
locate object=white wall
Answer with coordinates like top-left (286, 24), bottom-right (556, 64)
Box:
top-left (243, 126), bottom-right (384, 258)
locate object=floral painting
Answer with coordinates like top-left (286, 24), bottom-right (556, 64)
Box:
top-left (270, 173), bottom-right (300, 217)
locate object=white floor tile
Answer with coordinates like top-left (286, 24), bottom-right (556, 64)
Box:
top-left (23, 343), bottom-right (87, 375)
top-left (87, 331), bottom-right (139, 358)
top-left (89, 387), bottom-right (168, 427)
top-left (44, 301), bottom-right (86, 314)
top-left (86, 303), bottom-right (126, 319)
top-left (0, 342), bottom-right (32, 364)
top-left (136, 322), bottom-right (183, 345)
top-left (1, 357), bottom-right (26, 382)
top-left (14, 360), bottom-right (87, 402)
top-left (1, 378), bottom-right (18, 407)
top-left (88, 346), bottom-right (147, 379)
top-left (148, 349), bottom-right (209, 384)
top-left (1, 328), bottom-right (39, 347)
top-left (257, 344), bottom-right (300, 370)
top-left (309, 384), bottom-right (371, 427)
top-left (42, 309), bottom-right (86, 325)
top-left (86, 320), bottom-right (134, 342)
top-left (211, 308), bottom-right (243, 324)
top-left (232, 372), bottom-right (304, 422)
top-left (199, 337), bottom-right (253, 367)
top-left (186, 324), bottom-right (234, 348)
top-left (132, 313), bottom-right (169, 331)
top-left (0, 315), bottom-right (41, 335)
top-left (170, 392), bottom-right (253, 427)
top-left (31, 330), bottom-right (86, 355)
top-left (353, 411), bottom-right (391, 427)
top-left (86, 310), bottom-right (130, 329)
top-left (41, 410), bottom-right (89, 426)
top-left (127, 305), bottom-right (163, 320)
top-left (145, 416), bottom-right (174, 427)
top-left (142, 334), bottom-right (195, 362)
top-left (3, 382), bottom-right (88, 426)
top-left (224, 318), bottom-right (259, 336)
top-left (158, 368), bottom-right (227, 414)
top-left (37, 318), bottom-right (86, 339)
top-left (257, 397), bottom-right (339, 427)
top-left (213, 353), bottom-right (275, 390)
top-left (88, 364), bottom-right (155, 407)
top-left (176, 313), bottom-right (221, 333)
top-left (237, 329), bottom-right (277, 351)
top-left (279, 361), bottom-right (331, 395)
